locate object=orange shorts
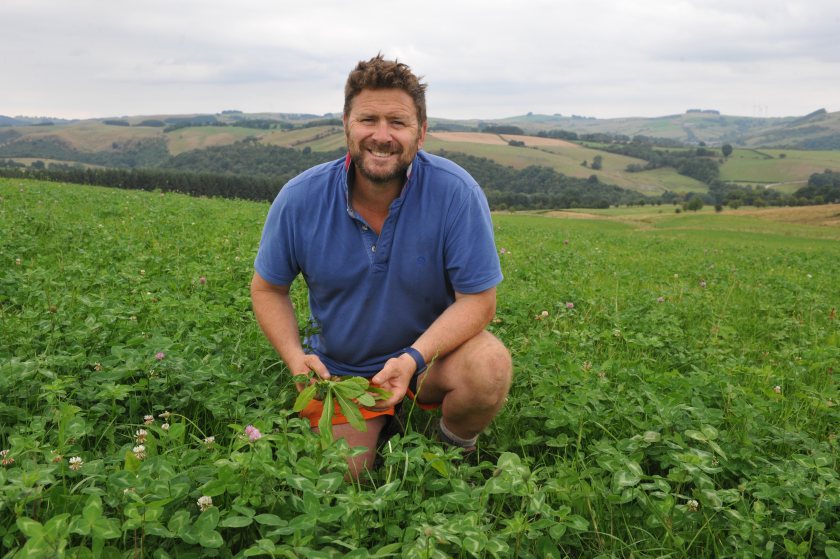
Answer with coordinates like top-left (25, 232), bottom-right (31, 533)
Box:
top-left (299, 387), bottom-right (439, 428)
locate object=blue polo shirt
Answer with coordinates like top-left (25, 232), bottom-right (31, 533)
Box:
top-left (254, 150), bottom-right (502, 377)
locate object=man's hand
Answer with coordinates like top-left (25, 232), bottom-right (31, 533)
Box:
top-left (368, 353), bottom-right (416, 410)
top-left (290, 354), bottom-right (331, 392)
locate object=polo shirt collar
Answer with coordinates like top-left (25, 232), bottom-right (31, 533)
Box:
top-left (343, 152), bottom-right (415, 217)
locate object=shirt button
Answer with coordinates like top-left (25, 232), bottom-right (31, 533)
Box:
top-left (362, 225), bottom-right (368, 231)
top-left (371, 245), bottom-right (376, 252)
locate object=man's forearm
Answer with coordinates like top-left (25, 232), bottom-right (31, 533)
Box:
top-left (411, 288), bottom-right (497, 366)
top-left (250, 275), bottom-right (306, 369)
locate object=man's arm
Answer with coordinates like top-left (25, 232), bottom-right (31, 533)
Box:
top-left (370, 287), bottom-right (496, 408)
top-left (250, 272), bottom-right (331, 387)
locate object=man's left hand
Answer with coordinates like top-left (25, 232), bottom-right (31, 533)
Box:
top-left (367, 353), bottom-right (417, 410)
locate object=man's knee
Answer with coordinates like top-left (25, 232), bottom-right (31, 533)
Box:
top-left (465, 335), bottom-right (512, 405)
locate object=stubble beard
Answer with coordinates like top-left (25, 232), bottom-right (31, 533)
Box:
top-left (348, 137), bottom-right (420, 186)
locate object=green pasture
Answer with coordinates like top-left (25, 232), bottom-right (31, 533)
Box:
top-left (1, 178), bottom-right (838, 558)
top-left (421, 136), bottom-right (707, 194)
top-left (721, 149), bottom-right (840, 187)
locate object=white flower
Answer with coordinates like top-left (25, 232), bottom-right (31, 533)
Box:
top-left (686, 499), bottom-right (700, 512)
top-left (132, 445), bottom-right (146, 460)
top-left (773, 385), bottom-right (782, 394)
top-left (69, 456), bottom-right (83, 471)
top-left (135, 429), bottom-right (148, 443)
top-left (203, 436), bottom-right (215, 446)
top-left (158, 410), bottom-right (171, 419)
top-left (143, 415), bottom-right (154, 425)
top-left (161, 423), bottom-right (170, 431)
top-left (197, 495), bottom-right (213, 512)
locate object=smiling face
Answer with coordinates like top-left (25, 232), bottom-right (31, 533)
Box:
top-left (344, 88), bottom-right (427, 188)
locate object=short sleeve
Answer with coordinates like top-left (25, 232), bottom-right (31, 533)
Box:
top-left (443, 184), bottom-right (503, 293)
top-left (254, 186), bottom-right (301, 286)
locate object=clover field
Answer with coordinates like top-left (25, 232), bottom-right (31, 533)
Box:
top-left (1, 178), bottom-right (838, 558)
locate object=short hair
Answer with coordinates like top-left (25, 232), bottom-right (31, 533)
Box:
top-left (344, 54), bottom-right (427, 124)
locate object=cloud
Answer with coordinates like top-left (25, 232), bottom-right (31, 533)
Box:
top-left (1, 0), bottom-right (838, 119)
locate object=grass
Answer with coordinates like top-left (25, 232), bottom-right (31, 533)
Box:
top-left (720, 149), bottom-right (840, 186)
top-left (1, 178), bottom-right (838, 558)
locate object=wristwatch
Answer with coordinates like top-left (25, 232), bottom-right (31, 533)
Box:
top-left (401, 347), bottom-right (427, 374)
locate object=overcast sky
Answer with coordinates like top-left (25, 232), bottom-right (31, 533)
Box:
top-left (2, 0), bottom-right (839, 121)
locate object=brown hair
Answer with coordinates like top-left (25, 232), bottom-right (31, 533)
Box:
top-left (343, 54), bottom-right (427, 124)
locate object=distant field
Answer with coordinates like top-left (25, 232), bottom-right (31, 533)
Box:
top-left (556, 202), bottom-right (840, 236)
top-left (424, 132), bottom-right (707, 194)
top-left (721, 148), bottom-right (840, 187)
top-left (14, 122), bottom-right (161, 152)
top-left (165, 126), bottom-right (260, 155)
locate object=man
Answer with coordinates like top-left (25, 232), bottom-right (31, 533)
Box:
top-left (251, 54), bottom-right (512, 477)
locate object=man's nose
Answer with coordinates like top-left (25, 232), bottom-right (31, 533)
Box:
top-left (371, 120), bottom-right (391, 142)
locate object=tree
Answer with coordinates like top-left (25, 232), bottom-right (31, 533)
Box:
top-left (683, 196), bottom-right (704, 212)
top-left (721, 144), bottom-right (733, 158)
top-left (591, 155), bottom-right (603, 170)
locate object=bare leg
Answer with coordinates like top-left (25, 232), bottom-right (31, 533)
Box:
top-left (413, 330), bottom-right (512, 441)
top-left (314, 416), bottom-right (386, 480)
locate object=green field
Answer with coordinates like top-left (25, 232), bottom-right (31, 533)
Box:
top-left (721, 149), bottom-right (840, 190)
top-left (1, 179), bottom-right (838, 557)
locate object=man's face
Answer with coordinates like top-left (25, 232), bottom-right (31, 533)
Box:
top-left (344, 88), bottom-right (427, 186)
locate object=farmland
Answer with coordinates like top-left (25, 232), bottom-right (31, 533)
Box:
top-left (1, 178), bottom-right (838, 557)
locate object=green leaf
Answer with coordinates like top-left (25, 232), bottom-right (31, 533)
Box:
top-left (253, 514), bottom-right (286, 526)
top-left (91, 517), bottom-right (122, 539)
top-left (293, 383), bottom-right (318, 412)
top-left (82, 495), bottom-right (104, 523)
top-left (200, 529), bottom-right (224, 549)
top-left (824, 546), bottom-right (840, 559)
top-left (124, 449), bottom-right (141, 473)
top-left (318, 391), bottom-right (334, 447)
top-left (219, 515), bottom-right (254, 528)
top-left (167, 510), bottom-right (191, 534)
top-left (193, 507), bottom-right (220, 532)
top-left (334, 389), bottom-right (366, 432)
top-left (17, 517), bottom-right (44, 539)
top-left (356, 393), bottom-right (376, 407)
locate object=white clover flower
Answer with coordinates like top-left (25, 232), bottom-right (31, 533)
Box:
top-left (132, 445), bottom-right (146, 460)
top-left (69, 456), bottom-right (83, 471)
top-left (686, 499), bottom-right (700, 512)
top-left (143, 415), bottom-right (154, 425)
top-left (203, 436), bottom-right (215, 447)
top-left (197, 495), bottom-right (213, 512)
top-left (158, 410), bottom-right (171, 420)
top-left (773, 385), bottom-right (782, 394)
top-left (135, 429), bottom-right (148, 443)
top-left (161, 423), bottom-right (170, 431)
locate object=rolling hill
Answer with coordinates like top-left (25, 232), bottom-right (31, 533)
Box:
top-left (1, 109), bottom-right (839, 198)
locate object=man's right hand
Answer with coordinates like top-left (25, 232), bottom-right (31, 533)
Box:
top-left (290, 354), bottom-right (331, 392)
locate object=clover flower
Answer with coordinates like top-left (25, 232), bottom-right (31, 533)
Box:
top-left (699, 280), bottom-right (707, 288)
top-left (197, 495), bottom-right (213, 512)
top-left (155, 352), bottom-right (165, 361)
top-left (133, 445), bottom-right (146, 460)
top-left (143, 415), bottom-right (154, 425)
top-left (135, 429), bottom-right (148, 443)
top-left (773, 385), bottom-right (782, 394)
top-left (1, 449), bottom-right (13, 466)
top-left (657, 296), bottom-right (665, 303)
top-left (69, 456), bottom-right (83, 470)
top-left (565, 302), bottom-right (574, 309)
top-left (158, 410), bottom-right (171, 420)
top-left (686, 499), bottom-right (700, 512)
top-left (199, 276), bottom-right (207, 284)
top-left (15, 258), bottom-right (22, 266)
top-left (499, 248), bottom-right (508, 254)
top-left (161, 423), bottom-right (170, 431)
top-left (203, 436), bottom-right (215, 447)
top-left (245, 425), bottom-right (262, 442)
